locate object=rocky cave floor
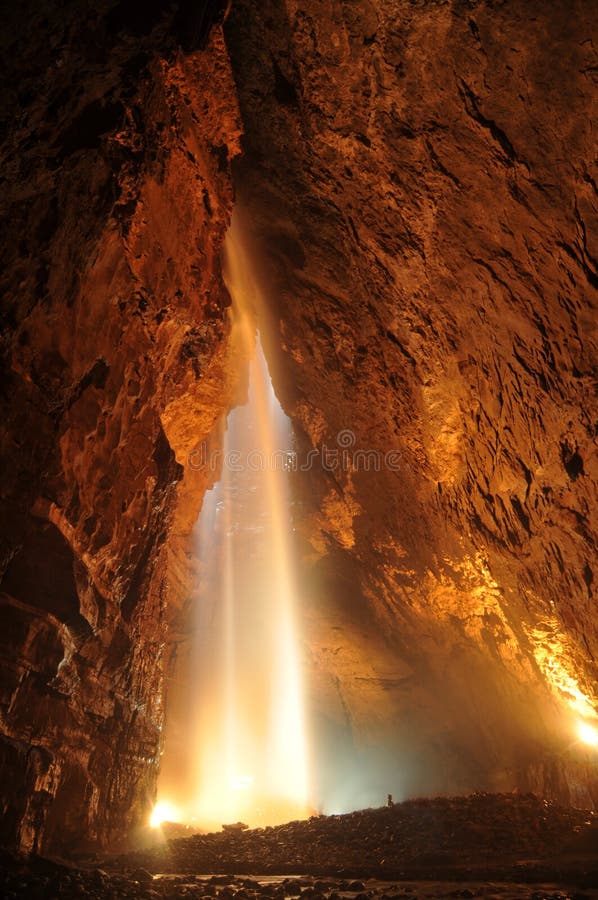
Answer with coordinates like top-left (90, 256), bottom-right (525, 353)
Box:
top-left (3, 794), bottom-right (598, 899)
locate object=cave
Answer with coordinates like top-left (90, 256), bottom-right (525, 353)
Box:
top-left (0, 0), bottom-right (597, 896)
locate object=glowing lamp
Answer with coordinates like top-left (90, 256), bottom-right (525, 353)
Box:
top-left (578, 722), bottom-right (598, 746)
top-left (150, 800), bottom-right (180, 828)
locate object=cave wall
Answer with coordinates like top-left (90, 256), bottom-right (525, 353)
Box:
top-left (1, 0), bottom-right (597, 855)
top-left (0, 1), bottom-right (240, 854)
top-left (224, 0), bottom-right (598, 807)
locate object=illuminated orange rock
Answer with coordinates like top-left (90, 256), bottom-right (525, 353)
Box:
top-left (0, 3), bottom-right (240, 854)
top-left (225, 0), bottom-right (598, 808)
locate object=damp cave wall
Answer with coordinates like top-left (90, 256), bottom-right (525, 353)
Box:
top-left (0, 0), bottom-right (240, 854)
top-left (224, 0), bottom-right (598, 810)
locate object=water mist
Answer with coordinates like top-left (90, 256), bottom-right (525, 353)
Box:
top-left (154, 215), bottom-right (310, 830)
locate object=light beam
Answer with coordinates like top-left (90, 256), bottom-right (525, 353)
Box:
top-left (156, 213), bottom-right (311, 830)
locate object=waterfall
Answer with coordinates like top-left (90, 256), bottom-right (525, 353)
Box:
top-left (157, 216), bottom-right (310, 830)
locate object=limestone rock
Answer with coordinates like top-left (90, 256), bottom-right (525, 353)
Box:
top-left (0, 0), bottom-right (240, 853)
top-left (225, 0), bottom-right (598, 804)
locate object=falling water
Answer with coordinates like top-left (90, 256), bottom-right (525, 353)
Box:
top-left (165, 217), bottom-right (310, 830)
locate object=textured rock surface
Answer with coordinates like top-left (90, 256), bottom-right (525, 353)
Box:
top-left (108, 793), bottom-right (598, 879)
top-left (0, 1), bottom-right (240, 854)
top-left (224, 0), bottom-right (598, 807)
top-left (4, 792), bottom-right (598, 897)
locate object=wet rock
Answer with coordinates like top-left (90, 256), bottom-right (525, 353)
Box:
top-left (97, 794), bottom-right (598, 887)
top-left (225, 0), bottom-right (598, 805)
top-left (0, 0), bottom-right (240, 856)
top-left (132, 868), bottom-right (155, 884)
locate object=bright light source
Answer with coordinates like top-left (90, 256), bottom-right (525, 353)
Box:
top-left (229, 775), bottom-right (254, 791)
top-left (578, 722), bottom-right (598, 746)
top-left (155, 216), bottom-right (311, 832)
top-left (150, 800), bottom-right (180, 828)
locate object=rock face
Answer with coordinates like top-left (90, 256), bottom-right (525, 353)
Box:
top-left (224, 0), bottom-right (598, 808)
top-left (0, 1), bottom-right (240, 854)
